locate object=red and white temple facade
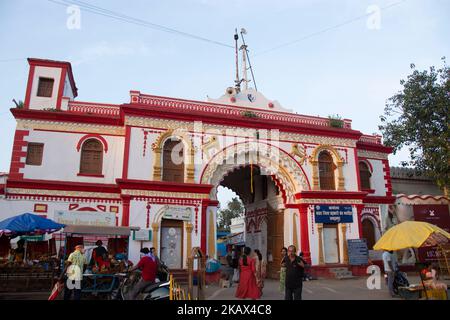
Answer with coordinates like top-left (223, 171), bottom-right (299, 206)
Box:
top-left (0, 58), bottom-right (395, 272)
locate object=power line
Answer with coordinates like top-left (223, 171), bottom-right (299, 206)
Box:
top-left (46, 0), bottom-right (233, 49)
top-left (255, 0), bottom-right (408, 57)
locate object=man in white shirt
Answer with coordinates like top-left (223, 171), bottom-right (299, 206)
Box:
top-left (382, 250), bottom-right (398, 297)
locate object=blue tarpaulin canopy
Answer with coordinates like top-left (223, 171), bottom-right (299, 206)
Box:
top-left (0, 213), bottom-right (65, 237)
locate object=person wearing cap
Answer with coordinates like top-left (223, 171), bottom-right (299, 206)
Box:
top-left (62, 244), bottom-right (87, 300)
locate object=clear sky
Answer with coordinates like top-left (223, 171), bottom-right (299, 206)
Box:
top-left (0, 0), bottom-right (448, 207)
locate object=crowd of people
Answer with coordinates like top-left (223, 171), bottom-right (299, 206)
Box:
top-left (225, 244), bottom-right (306, 300)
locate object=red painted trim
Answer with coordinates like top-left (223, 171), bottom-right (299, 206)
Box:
top-left (69, 204), bottom-right (79, 210)
top-left (7, 193), bottom-right (121, 202)
top-left (122, 105), bottom-right (363, 140)
top-left (56, 67), bottom-right (67, 110)
top-left (201, 202), bottom-right (207, 254)
top-left (116, 179), bottom-right (214, 194)
top-left (122, 126), bottom-right (131, 179)
top-left (69, 100), bottom-right (120, 107)
top-left (77, 173), bottom-right (105, 178)
top-left (358, 158), bottom-right (374, 173)
top-left (28, 58), bottom-right (78, 97)
top-left (11, 108), bottom-right (121, 126)
top-left (6, 178), bottom-right (120, 193)
top-left (362, 189), bottom-right (376, 194)
top-left (77, 207), bottom-right (97, 212)
top-left (34, 128), bottom-right (124, 137)
top-left (356, 204), bottom-right (364, 238)
top-left (33, 203), bottom-right (48, 213)
top-left (121, 195), bottom-right (131, 226)
top-left (76, 134), bottom-right (109, 153)
top-left (356, 141), bottom-right (392, 154)
top-left (354, 148), bottom-right (362, 191)
top-left (298, 204), bottom-right (311, 264)
top-left (396, 194), bottom-right (449, 201)
top-left (24, 65), bottom-right (35, 109)
top-left (363, 196), bottom-right (396, 204)
top-left (9, 130), bottom-right (30, 180)
top-left (295, 191), bottom-right (368, 200)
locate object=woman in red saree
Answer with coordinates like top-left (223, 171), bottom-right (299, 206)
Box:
top-left (235, 247), bottom-right (261, 300)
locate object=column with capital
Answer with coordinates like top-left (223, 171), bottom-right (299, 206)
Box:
top-left (152, 223), bottom-right (160, 254)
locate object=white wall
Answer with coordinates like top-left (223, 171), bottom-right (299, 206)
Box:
top-left (22, 130), bottom-right (124, 184)
top-left (28, 66), bottom-right (62, 110)
top-left (367, 159), bottom-right (386, 196)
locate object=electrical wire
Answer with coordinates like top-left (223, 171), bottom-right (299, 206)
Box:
top-left (255, 0), bottom-right (408, 57)
top-left (46, 0), bottom-right (233, 49)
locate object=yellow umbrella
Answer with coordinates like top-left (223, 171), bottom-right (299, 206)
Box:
top-left (373, 220), bottom-right (450, 251)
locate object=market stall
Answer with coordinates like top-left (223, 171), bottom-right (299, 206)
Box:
top-left (0, 213), bottom-right (65, 292)
top-left (59, 224), bottom-right (139, 297)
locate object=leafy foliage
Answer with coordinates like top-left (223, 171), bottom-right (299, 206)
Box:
top-left (379, 58), bottom-right (449, 191)
top-left (328, 114), bottom-right (344, 128)
top-left (217, 197), bottom-right (244, 232)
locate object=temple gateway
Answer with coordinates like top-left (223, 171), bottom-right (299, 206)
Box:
top-left (0, 58), bottom-right (395, 277)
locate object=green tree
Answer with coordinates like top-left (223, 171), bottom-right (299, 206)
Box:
top-left (217, 197), bottom-right (244, 232)
top-left (379, 58), bottom-right (449, 194)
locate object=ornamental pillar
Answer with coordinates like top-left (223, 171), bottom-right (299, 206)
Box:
top-left (317, 223), bottom-right (325, 265)
top-left (152, 148), bottom-right (162, 181)
top-left (185, 223), bottom-right (193, 268)
top-left (152, 222), bottom-right (160, 254)
top-left (341, 223), bottom-right (349, 264)
top-left (337, 162), bottom-right (345, 191)
top-left (310, 160), bottom-right (319, 190)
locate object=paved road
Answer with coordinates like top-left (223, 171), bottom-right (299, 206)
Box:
top-left (205, 275), bottom-right (425, 300)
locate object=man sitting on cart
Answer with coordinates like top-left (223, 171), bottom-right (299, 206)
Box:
top-left (126, 248), bottom-right (157, 300)
top-left (90, 240), bottom-right (109, 272)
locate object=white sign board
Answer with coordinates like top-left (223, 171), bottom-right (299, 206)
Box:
top-left (54, 210), bottom-right (115, 227)
top-left (162, 206), bottom-right (192, 221)
top-left (133, 229), bottom-right (152, 241)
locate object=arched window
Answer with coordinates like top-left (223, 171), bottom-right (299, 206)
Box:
top-left (318, 151), bottom-right (335, 190)
top-left (79, 139), bottom-right (103, 175)
top-left (162, 139), bottom-right (184, 182)
top-left (359, 161), bottom-right (372, 190)
top-left (362, 219), bottom-right (376, 250)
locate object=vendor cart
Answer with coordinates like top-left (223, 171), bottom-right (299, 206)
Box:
top-left (59, 225), bottom-right (139, 298)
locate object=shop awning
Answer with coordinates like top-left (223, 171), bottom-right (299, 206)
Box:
top-left (62, 225), bottom-right (140, 236)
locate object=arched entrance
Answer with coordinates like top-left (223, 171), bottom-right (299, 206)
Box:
top-left (362, 219), bottom-right (376, 250)
top-left (200, 143), bottom-right (310, 279)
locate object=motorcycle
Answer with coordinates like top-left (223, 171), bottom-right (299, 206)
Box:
top-left (110, 261), bottom-right (171, 300)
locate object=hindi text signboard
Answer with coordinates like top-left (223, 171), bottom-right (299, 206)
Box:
top-left (348, 239), bottom-right (369, 265)
top-left (314, 205), bottom-right (353, 224)
top-left (54, 210), bottom-right (115, 227)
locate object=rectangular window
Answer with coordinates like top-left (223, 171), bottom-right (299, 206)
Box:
top-left (26, 143), bottom-right (44, 166)
top-left (37, 77), bottom-right (54, 97)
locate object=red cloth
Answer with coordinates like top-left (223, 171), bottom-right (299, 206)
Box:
top-left (137, 256), bottom-right (157, 282)
top-left (235, 257), bottom-right (261, 300)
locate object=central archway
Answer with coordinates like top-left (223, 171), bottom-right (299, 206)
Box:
top-left (201, 142), bottom-right (310, 279)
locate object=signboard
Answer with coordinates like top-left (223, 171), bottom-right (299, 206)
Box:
top-left (314, 205), bottom-right (353, 224)
top-left (413, 205), bottom-right (450, 262)
top-left (133, 229), bottom-right (152, 241)
top-left (348, 239), bottom-right (369, 265)
top-left (162, 206), bottom-right (192, 221)
top-left (54, 210), bottom-right (115, 227)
